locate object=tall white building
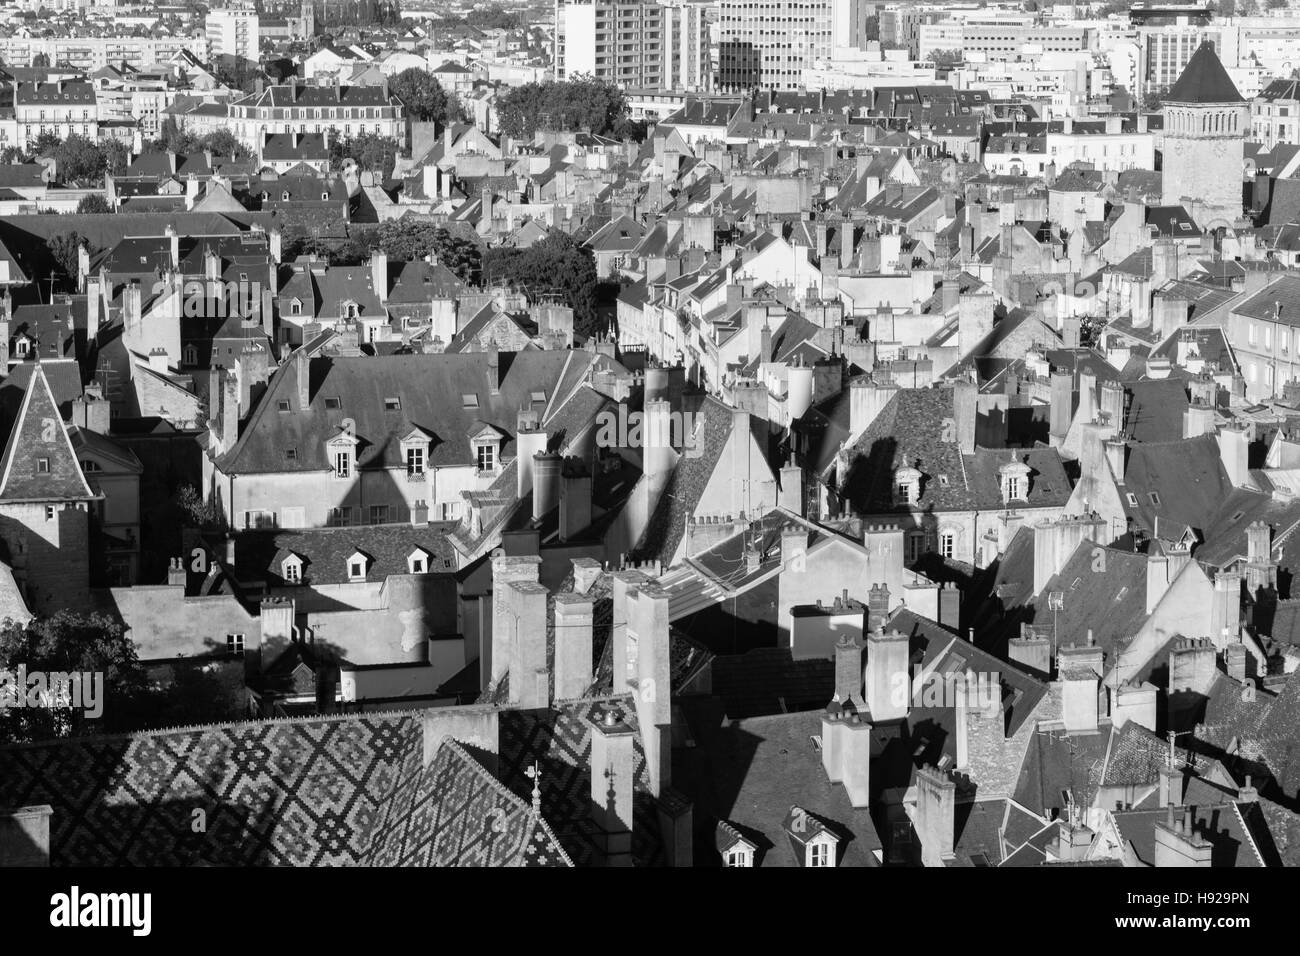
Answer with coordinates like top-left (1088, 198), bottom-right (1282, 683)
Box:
top-left (717, 0), bottom-right (832, 91)
top-left (206, 5), bottom-right (260, 63)
top-left (554, 0), bottom-right (709, 92)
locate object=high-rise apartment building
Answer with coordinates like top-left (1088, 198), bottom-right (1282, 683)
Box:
top-left (717, 0), bottom-right (832, 91)
top-left (556, 0), bottom-right (697, 91)
top-left (206, 4), bottom-right (261, 63)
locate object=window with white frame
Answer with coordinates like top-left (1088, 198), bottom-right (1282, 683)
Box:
top-left (407, 446), bottom-right (425, 476)
top-left (334, 449), bottom-right (352, 478)
top-left (227, 633), bottom-right (245, 656)
top-left (939, 531), bottom-right (955, 560)
top-left (283, 559), bottom-right (301, 584)
top-left (808, 842), bottom-right (832, 867)
top-left (476, 443), bottom-right (495, 472)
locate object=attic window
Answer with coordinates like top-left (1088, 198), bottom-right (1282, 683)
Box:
top-left (325, 397), bottom-right (342, 410)
top-left (531, 391), bottom-right (546, 403)
top-left (349, 559), bottom-right (365, 580)
top-left (462, 393), bottom-right (479, 408)
top-left (285, 448), bottom-right (297, 460)
top-left (1231, 511), bottom-right (1245, 521)
top-left (1115, 586), bottom-right (1129, 602)
top-left (938, 475), bottom-right (950, 487)
top-left (278, 400), bottom-right (291, 412)
top-left (1070, 576), bottom-right (1082, 590)
top-left (384, 397), bottom-right (401, 411)
top-left (1149, 492), bottom-right (1161, 506)
top-left (1126, 493), bottom-right (1139, 507)
top-left (37, 458), bottom-right (49, 473)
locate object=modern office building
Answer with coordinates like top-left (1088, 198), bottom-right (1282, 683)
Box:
top-left (717, 0), bottom-right (832, 91)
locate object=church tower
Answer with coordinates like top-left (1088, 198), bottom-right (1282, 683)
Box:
top-left (1161, 42), bottom-right (1248, 229)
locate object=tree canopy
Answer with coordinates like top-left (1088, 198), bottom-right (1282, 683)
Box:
top-left (283, 220), bottom-right (482, 283)
top-left (495, 77), bottom-right (631, 140)
top-left (144, 118), bottom-right (251, 159)
top-left (330, 132), bottom-right (401, 180)
top-left (389, 67), bottom-right (456, 124)
top-left (0, 612), bottom-right (151, 744)
top-left (483, 232), bottom-right (600, 338)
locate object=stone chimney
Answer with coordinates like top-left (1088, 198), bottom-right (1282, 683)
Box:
top-left (553, 594), bottom-right (594, 701)
top-left (295, 349), bottom-right (311, 410)
top-left (916, 766), bottom-right (956, 866)
top-left (866, 625), bottom-right (909, 722)
top-left (167, 556), bottom-right (187, 587)
top-left (123, 281), bottom-right (143, 332)
top-left (506, 579), bottom-right (550, 708)
top-left (1223, 642), bottom-right (1247, 683)
top-left (589, 708), bottom-right (636, 866)
top-left (488, 553), bottom-right (541, 688)
top-left (787, 360), bottom-right (814, 422)
top-left (1112, 681), bottom-right (1157, 731)
top-left (571, 556), bottom-right (602, 594)
top-left (1059, 638), bottom-right (1102, 734)
top-left (1217, 424), bottom-right (1249, 487)
top-left (1183, 403), bottom-right (1215, 439)
top-left (370, 250), bottom-right (388, 304)
top-left (866, 582), bottom-right (891, 632)
top-left (1009, 626), bottom-right (1052, 677)
top-left (558, 457), bottom-right (592, 542)
top-left (643, 398), bottom-right (676, 502)
top-left (830, 634), bottom-right (865, 712)
top-left (820, 711), bottom-right (872, 807)
top-left (515, 408), bottom-right (547, 499)
top-left (1154, 805), bottom-right (1212, 867)
top-left (1098, 380), bottom-right (1125, 431)
top-left (627, 584), bottom-right (672, 795)
top-left (531, 452), bottom-right (563, 522)
top-left (1049, 368), bottom-right (1074, 441)
top-left (1210, 571), bottom-right (1242, 646)
top-left (1032, 514), bottom-right (1105, 597)
top-left (938, 582), bottom-right (959, 630)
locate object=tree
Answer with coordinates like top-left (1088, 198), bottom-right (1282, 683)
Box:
top-left (352, 219), bottom-right (482, 280)
top-left (100, 138), bottom-right (130, 176)
top-left (389, 67), bottom-right (452, 124)
top-left (483, 232), bottom-right (600, 338)
top-left (47, 231), bottom-right (82, 285)
top-left (0, 145), bottom-right (26, 164)
top-left (927, 49), bottom-right (964, 70)
top-left (52, 134), bottom-right (107, 184)
top-left (29, 130), bottom-right (61, 157)
top-left (75, 195), bottom-right (112, 214)
top-left (0, 612), bottom-right (152, 744)
top-left (495, 77), bottom-right (631, 140)
top-left (330, 131), bottom-right (400, 179)
top-left (175, 484), bottom-right (223, 530)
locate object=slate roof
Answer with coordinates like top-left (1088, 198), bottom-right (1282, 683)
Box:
top-left (226, 524), bottom-right (459, 586)
top-left (836, 386), bottom-right (1072, 515)
top-left (1165, 42), bottom-right (1243, 104)
top-left (0, 363), bottom-right (94, 503)
top-left (218, 350), bottom-right (596, 474)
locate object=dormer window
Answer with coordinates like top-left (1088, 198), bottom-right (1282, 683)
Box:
top-left (183, 345), bottom-right (198, 365)
top-left (290, 298), bottom-right (302, 316)
top-left (895, 466), bottom-right (922, 505)
top-left (327, 429), bottom-right (358, 479)
top-left (408, 548), bottom-right (430, 574)
top-left (15, 338), bottom-right (29, 357)
top-left (282, 555), bottom-right (303, 583)
top-left (346, 550), bottom-right (369, 582)
top-left (477, 443), bottom-right (494, 472)
top-left (998, 459), bottom-right (1032, 504)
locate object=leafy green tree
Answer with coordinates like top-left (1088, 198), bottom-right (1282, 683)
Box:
top-left (330, 131), bottom-right (400, 179)
top-left (495, 77), bottom-right (631, 140)
top-left (100, 138), bottom-right (130, 176)
top-left (352, 220), bottom-right (482, 280)
top-left (483, 232), bottom-right (600, 337)
top-left (47, 231), bottom-right (82, 284)
top-left (75, 194), bottom-right (113, 214)
top-left (29, 130), bottom-right (61, 156)
top-left (0, 612), bottom-right (152, 743)
top-left (390, 67), bottom-right (452, 123)
top-left (52, 134), bottom-right (107, 183)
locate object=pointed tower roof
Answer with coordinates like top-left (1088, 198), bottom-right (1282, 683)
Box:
top-left (1165, 42), bottom-right (1243, 105)
top-left (0, 363), bottom-right (95, 502)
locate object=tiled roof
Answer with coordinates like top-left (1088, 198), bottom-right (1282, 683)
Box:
top-left (362, 736), bottom-right (572, 866)
top-left (1165, 42), bottom-right (1243, 104)
top-left (0, 363), bottom-right (94, 503)
top-left (0, 714), bottom-right (419, 865)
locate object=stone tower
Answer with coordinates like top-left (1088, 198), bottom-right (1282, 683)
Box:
top-left (0, 364), bottom-right (96, 614)
top-left (1161, 42), bottom-right (1247, 229)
